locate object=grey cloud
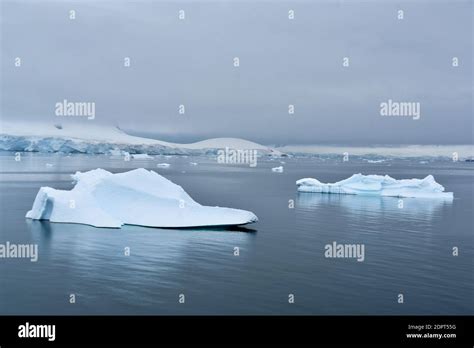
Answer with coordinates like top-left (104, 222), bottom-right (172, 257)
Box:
top-left (1, 0), bottom-right (472, 144)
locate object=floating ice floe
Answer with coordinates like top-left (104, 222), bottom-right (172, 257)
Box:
top-left (272, 166), bottom-right (284, 173)
top-left (156, 163), bottom-right (170, 168)
top-left (26, 168), bottom-right (258, 228)
top-left (189, 162), bottom-right (198, 166)
top-left (365, 159), bottom-right (385, 163)
top-left (131, 154), bottom-right (153, 159)
top-left (296, 173), bottom-right (453, 199)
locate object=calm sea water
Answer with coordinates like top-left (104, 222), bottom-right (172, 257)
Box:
top-left (0, 152), bottom-right (472, 315)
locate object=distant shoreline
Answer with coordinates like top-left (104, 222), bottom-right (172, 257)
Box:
top-left (276, 144), bottom-right (474, 158)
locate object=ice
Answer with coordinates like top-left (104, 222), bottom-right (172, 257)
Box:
top-left (296, 173), bottom-right (453, 199)
top-left (272, 166), bottom-right (284, 173)
top-left (156, 163), bottom-right (170, 168)
top-left (108, 149), bottom-right (123, 156)
top-left (131, 154), bottom-right (153, 159)
top-left (189, 162), bottom-right (198, 166)
top-left (26, 168), bottom-right (258, 228)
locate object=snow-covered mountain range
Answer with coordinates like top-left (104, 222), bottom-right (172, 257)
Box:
top-left (1, 122), bottom-right (472, 159)
top-left (0, 122), bottom-right (282, 156)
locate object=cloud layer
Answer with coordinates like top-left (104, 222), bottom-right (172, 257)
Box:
top-left (1, 1), bottom-right (472, 144)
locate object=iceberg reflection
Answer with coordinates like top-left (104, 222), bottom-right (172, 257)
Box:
top-left (296, 192), bottom-right (453, 220)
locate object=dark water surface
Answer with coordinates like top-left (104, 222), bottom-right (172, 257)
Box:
top-left (0, 152), bottom-right (472, 314)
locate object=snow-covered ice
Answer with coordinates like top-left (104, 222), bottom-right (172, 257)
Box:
top-left (296, 173), bottom-right (453, 199)
top-left (26, 168), bottom-right (258, 228)
top-left (0, 121), bottom-right (282, 156)
top-left (272, 166), bottom-right (284, 173)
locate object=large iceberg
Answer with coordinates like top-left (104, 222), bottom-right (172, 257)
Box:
top-left (296, 173), bottom-right (453, 199)
top-left (26, 168), bottom-right (258, 228)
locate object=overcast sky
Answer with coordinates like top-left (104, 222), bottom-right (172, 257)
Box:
top-left (1, 0), bottom-right (472, 144)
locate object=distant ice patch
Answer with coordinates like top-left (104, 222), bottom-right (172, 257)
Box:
top-left (365, 159), bottom-right (386, 163)
top-left (156, 163), bottom-right (170, 168)
top-left (272, 166), bottom-right (284, 173)
top-left (26, 168), bottom-right (258, 228)
top-left (131, 154), bottom-right (153, 159)
top-left (296, 173), bottom-right (453, 199)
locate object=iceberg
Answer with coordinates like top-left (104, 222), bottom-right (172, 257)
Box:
top-left (296, 173), bottom-right (453, 199)
top-left (131, 154), bottom-right (153, 159)
top-left (272, 166), bottom-right (284, 173)
top-left (26, 168), bottom-right (258, 228)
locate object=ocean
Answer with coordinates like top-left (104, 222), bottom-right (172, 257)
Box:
top-left (0, 152), bottom-right (472, 314)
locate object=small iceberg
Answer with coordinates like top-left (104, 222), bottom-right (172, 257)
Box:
top-left (296, 173), bottom-right (453, 199)
top-left (156, 163), bottom-right (170, 168)
top-left (26, 168), bottom-right (258, 228)
top-left (131, 154), bottom-right (153, 159)
top-left (272, 166), bottom-right (284, 173)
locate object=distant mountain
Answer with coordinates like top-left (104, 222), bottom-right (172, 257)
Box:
top-left (0, 122), bottom-right (283, 156)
